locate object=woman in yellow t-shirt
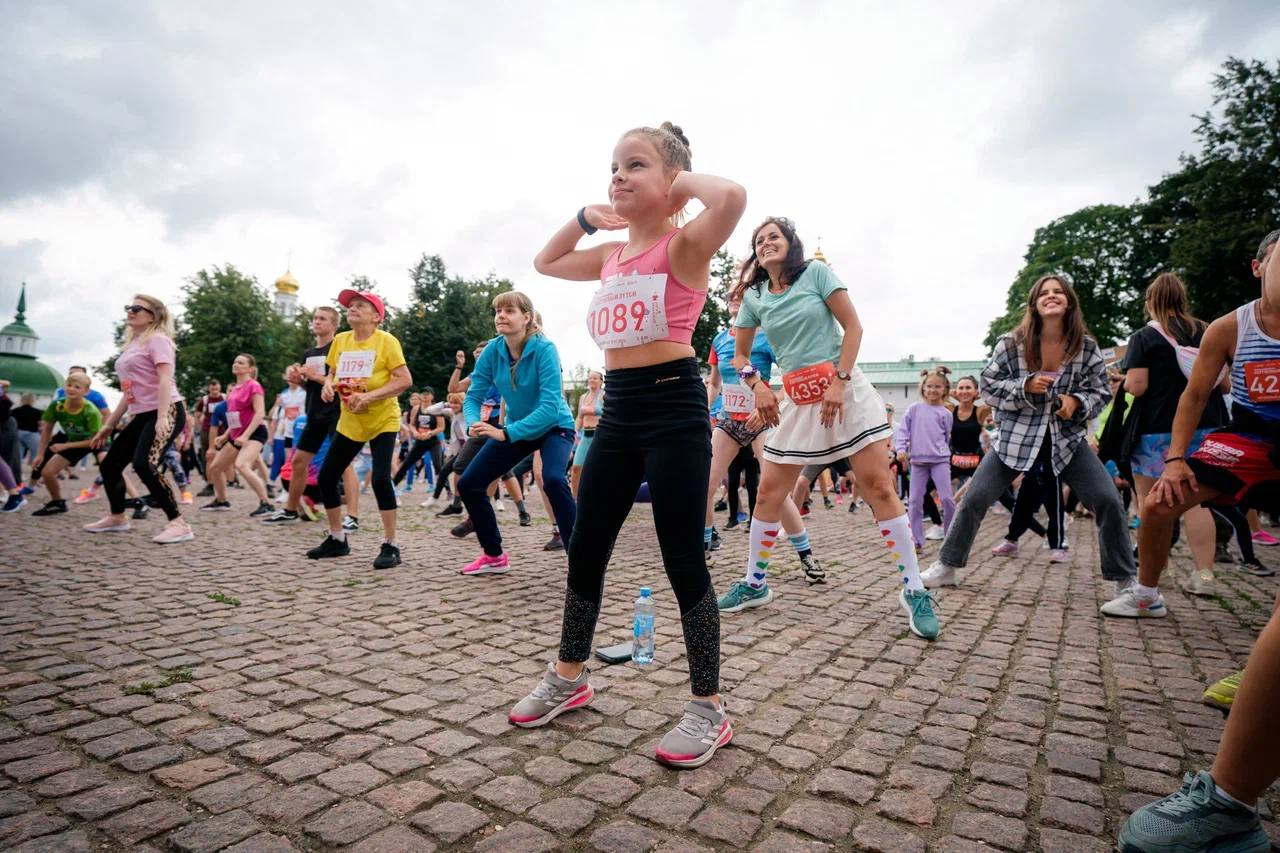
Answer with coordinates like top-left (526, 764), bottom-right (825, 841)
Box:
top-left (305, 290), bottom-right (412, 569)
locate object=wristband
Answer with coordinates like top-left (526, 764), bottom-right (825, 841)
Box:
top-left (501, 428), bottom-right (510, 442)
top-left (576, 208), bottom-right (598, 236)
top-left (1163, 455), bottom-right (1186, 464)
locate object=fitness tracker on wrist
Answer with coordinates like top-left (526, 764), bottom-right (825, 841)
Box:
top-left (836, 369), bottom-right (852, 381)
top-left (577, 208), bottom-right (598, 236)
top-left (737, 365), bottom-right (759, 384)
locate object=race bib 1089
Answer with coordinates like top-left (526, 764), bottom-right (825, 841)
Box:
top-left (587, 272), bottom-right (669, 350)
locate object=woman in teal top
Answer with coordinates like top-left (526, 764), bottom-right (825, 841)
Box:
top-left (571, 370), bottom-right (604, 497)
top-left (726, 217), bottom-right (939, 641)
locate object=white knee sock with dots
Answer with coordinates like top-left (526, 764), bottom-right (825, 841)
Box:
top-left (744, 517), bottom-right (780, 589)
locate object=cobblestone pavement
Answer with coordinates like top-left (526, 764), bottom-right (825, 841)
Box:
top-left (2, 488), bottom-right (1278, 852)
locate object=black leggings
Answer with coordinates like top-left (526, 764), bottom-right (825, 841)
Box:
top-left (563, 358), bottom-right (720, 697)
top-left (434, 453), bottom-right (457, 499)
top-left (319, 431), bottom-right (397, 512)
top-left (102, 405), bottom-right (185, 521)
top-left (726, 444), bottom-right (759, 520)
top-left (1211, 505), bottom-right (1257, 563)
top-left (394, 440), bottom-right (442, 486)
top-left (1006, 441), bottom-right (1066, 549)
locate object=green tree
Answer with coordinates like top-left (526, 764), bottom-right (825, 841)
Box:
top-left (1142, 57), bottom-right (1280, 319)
top-left (171, 265), bottom-right (312, 402)
top-left (984, 204), bottom-right (1155, 350)
top-left (692, 249), bottom-right (736, 363)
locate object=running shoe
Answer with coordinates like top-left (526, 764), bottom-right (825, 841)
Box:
top-left (823, 496), bottom-right (834, 510)
top-left (724, 517), bottom-right (740, 530)
top-left (1237, 560), bottom-right (1275, 576)
top-left (900, 588), bottom-right (940, 639)
top-left (717, 581), bottom-right (774, 613)
top-left (800, 553), bottom-right (827, 584)
top-left (131, 504), bottom-right (150, 520)
top-left (451, 517), bottom-right (475, 538)
top-left (714, 499), bottom-right (728, 513)
top-left (373, 543), bottom-right (401, 570)
top-left (925, 525), bottom-right (944, 541)
top-left (848, 500), bottom-right (858, 513)
top-left (249, 501), bottom-right (274, 518)
top-left (1215, 543), bottom-right (1233, 563)
top-left (1202, 671), bottom-right (1242, 711)
top-left (799, 502), bottom-right (811, 517)
top-left (707, 528), bottom-right (721, 552)
top-left (306, 534), bottom-right (350, 559)
top-left (180, 490), bottom-right (193, 505)
top-left (1250, 530), bottom-right (1278, 547)
top-left (201, 500), bottom-right (232, 512)
top-left (735, 511), bottom-right (748, 524)
top-left (420, 496), bottom-right (436, 507)
top-left (265, 508), bottom-right (300, 524)
top-left (920, 560), bottom-right (958, 588)
top-left (1100, 586), bottom-right (1168, 618)
top-left (460, 553), bottom-right (509, 575)
top-left (342, 515), bottom-right (359, 532)
top-left (655, 700), bottom-right (733, 769)
top-left (1182, 568), bottom-right (1216, 597)
top-left (32, 499), bottom-right (68, 516)
top-left (1117, 771), bottom-right (1268, 853)
top-left (1129, 516), bottom-right (1141, 530)
top-left (436, 503), bottom-right (463, 517)
top-left (73, 487), bottom-right (99, 505)
top-left (152, 518), bottom-right (195, 544)
top-left (543, 532), bottom-right (564, 552)
top-left (18, 485), bottom-right (34, 497)
top-left (991, 539), bottom-right (1018, 556)
top-left (266, 484), bottom-right (276, 499)
top-left (494, 499), bottom-right (505, 512)
top-left (84, 515), bottom-right (129, 533)
top-left (519, 511), bottom-right (532, 527)
top-left (1049, 548), bottom-right (1070, 563)
top-left (197, 484), bottom-right (215, 497)
top-left (300, 497), bottom-right (320, 521)
top-left (508, 663), bottom-right (593, 727)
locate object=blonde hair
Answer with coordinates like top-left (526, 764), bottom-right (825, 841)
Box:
top-left (447, 392), bottom-right (465, 407)
top-left (918, 365), bottom-right (952, 398)
top-left (124, 294), bottom-right (175, 345)
top-left (621, 122), bottom-right (692, 225)
top-left (236, 353), bottom-right (259, 380)
top-left (492, 291), bottom-right (542, 343)
top-left (64, 373), bottom-right (91, 390)
top-left (1145, 272), bottom-right (1204, 344)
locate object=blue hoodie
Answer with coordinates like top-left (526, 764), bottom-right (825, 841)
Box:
top-left (464, 333), bottom-right (574, 442)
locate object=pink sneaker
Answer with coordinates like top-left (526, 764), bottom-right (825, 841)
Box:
top-left (991, 540), bottom-right (1018, 556)
top-left (1049, 548), bottom-right (1069, 563)
top-left (84, 515), bottom-right (130, 533)
top-left (1252, 530), bottom-right (1279, 547)
top-left (73, 487), bottom-right (100, 505)
top-left (460, 553), bottom-right (510, 575)
top-left (153, 518), bottom-right (195, 544)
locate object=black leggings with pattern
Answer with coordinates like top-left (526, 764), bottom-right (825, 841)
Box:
top-left (102, 405), bottom-right (186, 521)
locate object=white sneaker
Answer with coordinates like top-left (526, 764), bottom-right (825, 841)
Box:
top-left (1181, 568), bottom-right (1216, 597)
top-left (925, 525), bottom-right (945, 541)
top-left (1101, 588), bottom-right (1167, 618)
top-left (920, 560), bottom-right (958, 589)
top-left (420, 496), bottom-right (436, 507)
top-left (495, 499), bottom-right (506, 512)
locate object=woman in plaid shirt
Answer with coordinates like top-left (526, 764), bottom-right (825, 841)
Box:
top-left (920, 275), bottom-right (1137, 594)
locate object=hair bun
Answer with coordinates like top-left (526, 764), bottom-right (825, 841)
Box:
top-left (937, 365), bottom-right (951, 375)
top-left (920, 369), bottom-right (930, 377)
top-left (660, 121), bottom-right (690, 151)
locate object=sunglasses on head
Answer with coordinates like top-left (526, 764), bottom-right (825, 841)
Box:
top-left (124, 304), bottom-right (153, 315)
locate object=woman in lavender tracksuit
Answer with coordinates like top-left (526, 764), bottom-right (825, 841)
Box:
top-left (896, 368), bottom-right (955, 549)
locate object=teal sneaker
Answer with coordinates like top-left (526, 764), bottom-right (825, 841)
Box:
top-left (1118, 771), bottom-right (1268, 853)
top-left (717, 581), bottom-right (774, 613)
top-left (899, 587), bottom-right (939, 640)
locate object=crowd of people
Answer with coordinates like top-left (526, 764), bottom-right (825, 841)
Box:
top-left (2, 122), bottom-right (1277, 851)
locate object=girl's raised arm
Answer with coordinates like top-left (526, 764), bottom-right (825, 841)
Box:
top-left (533, 205), bottom-right (627, 281)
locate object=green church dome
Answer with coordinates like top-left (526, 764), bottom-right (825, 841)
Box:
top-left (0, 283), bottom-right (63, 400)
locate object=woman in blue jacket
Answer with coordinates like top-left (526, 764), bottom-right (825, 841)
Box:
top-left (459, 291), bottom-right (577, 575)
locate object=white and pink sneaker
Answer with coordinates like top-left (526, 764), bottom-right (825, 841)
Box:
top-left (153, 518), bottom-right (195, 544)
top-left (460, 553), bottom-right (510, 575)
top-left (991, 539), bottom-right (1018, 556)
top-left (84, 515), bottom-right (130, 534)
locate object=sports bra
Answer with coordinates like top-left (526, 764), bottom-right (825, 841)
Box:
top-left (597, 229), bottom-right (705, 348)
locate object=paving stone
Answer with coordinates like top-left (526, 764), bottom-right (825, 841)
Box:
top-left (265, 752), bottom-right (337, 783)
top-left (187, 726), bottom-right (252, 752)
top-left (366, 745), bottom-right (431, 775)
top-left (852, 817), bottom-right (926, 853)
top-left (689, 805), bottom-right (762, 846)
top-left (626, 786), bottom-right (702, 828)
top-left (428, 758), bottom-right (494, 791)
top-left (222, 832), bottom-right (300, 852)
top-left (967, 782), bottom-right (1029, 817)
top-left (0, 811), bottom-right (69, 845)
top-left (951, 810), bottom-right (1028, 851)
top-left (315, 762), bottom-right (389, 795)
top-left (190, 773), bottom-right (277, 814)
top-left (247, 784), bottom-right (339, 823)
top-left (1039, 827), bottom-right (1113, 853)
top-left (4, 750), bottom-right (79, 782)
top-left (777, 799), bottom-right (855, 841)
top-left (529, 796), bottom-right (597, 835)
top-left (100, 800), bottom-right (191, 845)
top-left (588, 819), bottom-right (660, 852)
top-left (169, 809), bottom-right (263, 853)
top-left (1040, 796), bottom-right (1105, 834)
top-left (526, 755), bottom-right (582, 785)
top-left (410, 800), bottom-right (489, 843)
top-left (366, 779), bottom-right (444, 816)
top-left (154, 757), bottom-right (239, 790)
top-left (575, 772), bottom-right (641, 807)
top-left (58, 782), bottom-right (154, 819)
top-left (7, 829), bottom-right (93, 852)
top-left (303, 800), bottom-right (391, 845)
top-left (807, 768), bottom-right (877, 804)
top-left (473, 821), bottom-right (560, 852)
top-left (348, 825), bottom-right (436, 853)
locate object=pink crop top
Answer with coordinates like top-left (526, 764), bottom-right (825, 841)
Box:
top-left (597, 229), bottom-right (705, 347)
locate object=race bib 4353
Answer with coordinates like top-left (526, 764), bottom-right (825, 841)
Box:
top-left (782, 363), bottom-right (836, 406)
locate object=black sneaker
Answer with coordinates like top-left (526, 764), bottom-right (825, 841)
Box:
top-left (307, 534), bottom-right (351, 559)
top-left (125, 497), bottom-right (143, 509)
top-left (266, 484), bottom-right (277, 499)
top-left (451, 518), bottom-right (475, 538)
top-left (249, 501), bottom-right (273, 518)
top-left (519, 511), bottom-right (532, 527)
top-left (706, 528), bottom-right (721, 552)
top-left (714, 499), bottom-right (728, 512)
top-left (543, 532), bottom-right (564, 552)
top-left (201, 499), bottom-right (232, 512)
top-left (32, 500), bottom-right (68, 516)
top-left (800, 553), bottom-right (827, 584)
top-left (373, 543), bottom-right (401, 570)
top-left (724, 516), bottom-right (740, 530)
top-left (197, 484), bottom-right (215, 497)
top-left (823, 496), bottom-right (834, 509)
top-left (436, 503), bottom-right (463, 517)
top-left (1214, 544), bottom-right (1232, 564)
top-left (132, 504), bottom-right (150, 520)
top-left (342, 515), bottom-right (359, 532)
top-left (263, 508), bottom-right (300, 524)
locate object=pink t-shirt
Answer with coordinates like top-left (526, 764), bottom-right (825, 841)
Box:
top-left (115, 335), bottom-right (180, 415)
top-left (225, 380), bottom-right (264, 440)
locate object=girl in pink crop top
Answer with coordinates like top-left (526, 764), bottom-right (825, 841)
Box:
top-left (521, 123), bottom-right (746, 770)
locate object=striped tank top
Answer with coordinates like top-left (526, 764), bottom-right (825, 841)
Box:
top-left (1232, 300), bottom-right (1280, 425)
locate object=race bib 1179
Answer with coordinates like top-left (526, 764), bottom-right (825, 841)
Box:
top-left (587, 272), bottom-right (669, 350)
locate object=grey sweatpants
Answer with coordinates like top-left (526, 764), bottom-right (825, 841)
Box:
top-left (938, 440), bottom-right (1135, 583)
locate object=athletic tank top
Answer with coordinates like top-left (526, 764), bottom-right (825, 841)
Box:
top-left (1233, 300), bottom-right (1280, 425)
top-left (950, 407), bottom-right (983, 455)
top-left (597, 229), bottom-right (705, 347)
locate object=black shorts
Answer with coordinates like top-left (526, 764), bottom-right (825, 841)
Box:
top-left (54, 446), bottom-right (93, 465)
top-left (295, 411), bottom-right (339, 455)
top-left (239, 425), bottom-right (269, 445)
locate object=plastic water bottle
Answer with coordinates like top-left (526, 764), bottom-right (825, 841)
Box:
top-left (632, 587), bottom-right (655, 665)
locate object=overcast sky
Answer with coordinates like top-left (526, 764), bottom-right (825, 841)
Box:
top-left (2, 0), bottom-right (1278, 388)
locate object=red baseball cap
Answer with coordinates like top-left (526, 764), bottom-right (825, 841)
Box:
top-left (337, 289), bottom-right (385, 321)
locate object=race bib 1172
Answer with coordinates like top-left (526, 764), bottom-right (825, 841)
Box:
top-left (721, 383), bottom-right (754, 418)
top-left (587, 272), bottom-right (669, 350)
